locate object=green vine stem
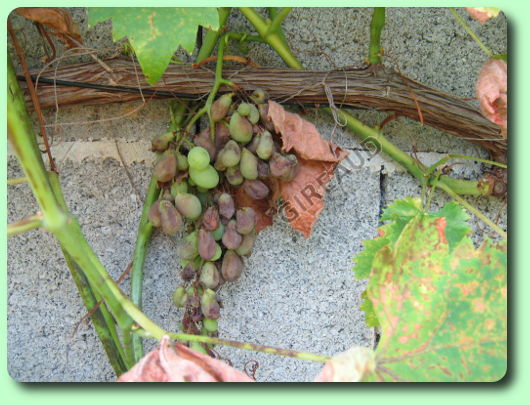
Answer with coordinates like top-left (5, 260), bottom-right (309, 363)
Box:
top-left (129, 176), bottom-right (158, 362)
top-left (9, 56), bottom-right (134, 330)
top-left (7, 214), bottom-right (42, 236)
top-left (449, 7), bottom-right (494, 58)
top-left (7, 176), bottom-right (28, 185)
top-left (48, 172), bottom-right (131, 373)
top-left (185, 33), bottom-right (233, 138)
top-left (195, 7), bottom-right (231, 64)
top-left (368, 7), bottom-right (386, 64)
top-left (129, 329), bottom-right (330, 363)
top-left (239, 7), bottom-right (303, 69)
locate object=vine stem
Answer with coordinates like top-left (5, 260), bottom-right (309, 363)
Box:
top-left (7, 214), bottom-right (43, 237)
top-left (449, 7), bottom-right (494, 58)
top-left (239, 7), bottom-right (303, 69)
top-left (133, 330), bottom-right (330, 363)
top-left (185, 33), bottom-right (233, 138)
top-left (368, 7), bottom-right (386, 64)
top-left (7, 176), bottom-right (28, 185)
top-left (48, 172), bottom-right (131, 374)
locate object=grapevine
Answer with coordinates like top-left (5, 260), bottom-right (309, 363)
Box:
top-left (7, 6), bottom-right (508, 382)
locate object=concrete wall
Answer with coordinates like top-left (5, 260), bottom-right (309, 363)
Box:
top-left (7, 7), bottom-right (507, 382)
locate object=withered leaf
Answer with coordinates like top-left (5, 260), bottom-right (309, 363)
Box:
top-left (268, 101), bottom-right (346, 163)
top-left (314, 346), bottom-right (376, 382)
top-left (267, 101), bottom-right (347, 237)
top-left (476, 58), bottom-right (507, 131)
top-left (117, 335), bottom-right (254, 382)
top-left (15, 7), bottom-right (82, 48)
top-left (464, 7), bottom-right (501, 24)
top-left (279, 158), bottom-right (337, 238)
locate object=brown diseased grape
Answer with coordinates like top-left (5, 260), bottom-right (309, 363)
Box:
top-left (198, 228), bottom-right (217, 260)
top-left (222, 227), bottom-right (243, 250)
top-left (217, 193), bottom-right (236, 219)
top-left (221, 250), bottom-right (244, 282)
top-left (153, 153), bottom-right (177, 183)
top-left (202, 206), bottom-right (220, 231)
top-left (270, 152), bottom-right (299, 182)
top-left (211, 93), bottom-right (233, 122)
top-left (242, 179), bottom-right (269, 200)
top-left (159, 200), bottom-right (183, 235)
top-left (235, 230), bottom-right (257, 256)
top-left (236, 207), bottom-right (257, 235)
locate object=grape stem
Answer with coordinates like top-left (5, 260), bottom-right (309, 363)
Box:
top-left (185, 33), bottom-right (234, 139)
top-left (7, 213), bottom-right (43, 236)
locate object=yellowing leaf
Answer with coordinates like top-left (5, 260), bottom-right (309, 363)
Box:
top-left (362, 216), bottom-right (507, 382)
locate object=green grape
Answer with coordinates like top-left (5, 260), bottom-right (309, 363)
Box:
top-left (189, 341), bottom-right (209, 355)
top-left (202, 318), bottom-right (218, 333)
top-left (170, 180), bottom-right (188, 197)
top-left (187, 146), bottom-right (211, 170)
top-left (176, 152), bottom-right (189, 170)
top-left (237, 102), bottom-right (251, 117)
top-left (172, 285), bottom-right (188, 307)
top-left (189, 165), bottom-right (220, 189)
top-left (212, 223), bottom-right (225, 241)
top-left (211, 243), bottom-right (222, 261)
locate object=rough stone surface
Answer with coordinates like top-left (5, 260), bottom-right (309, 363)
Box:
top-left (7, 7), bottom-right (507, 382)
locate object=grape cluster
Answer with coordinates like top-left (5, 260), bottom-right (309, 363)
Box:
top-left (148, 89), bottom-right (299, 354)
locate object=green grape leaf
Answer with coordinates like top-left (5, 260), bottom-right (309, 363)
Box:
top-left (361, 215), bottom-right (507, 382)
top-left (88, 7), bottom-right (219, 84)
top-left (380, 197), bottom-right (422, 233)
top-left (429, 201), bottom-right (471, 250)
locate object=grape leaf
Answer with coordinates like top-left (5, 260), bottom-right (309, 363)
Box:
top-left (266, 101), bottom-right (347, 237)
top-left (15, 7), bottom-right (81, 48)
top-left (476, 58), bottom-right (507, 130)
top-left (429, 201), bottom-right (471, 250)
top-left (361, 215), bottom-right (507, 382)
top-left (88, 8), bottom-right (219, 84)
top-left (117, 335), bottom-right (254, 382)
top-left (465, 7), bottom-right (501, 24)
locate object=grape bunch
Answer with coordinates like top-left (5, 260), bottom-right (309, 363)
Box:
top-left (147, 89), bottom-right (299, 355)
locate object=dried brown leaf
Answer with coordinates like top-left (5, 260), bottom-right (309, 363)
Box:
top-left (266, 101), bottom-right (347, 237)
top-left (476, 58), bottom-right (507, 130)
top-left (267, 101), bottom-right (346, 163)
top-left (117, 335), bottom-right (254, 382)
top-left (15, 7), bottom-right (82, 48)
top-left (279, 158), bottom-right (336, 238)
